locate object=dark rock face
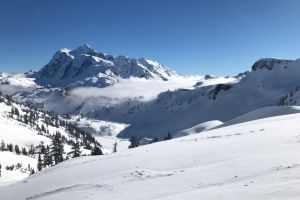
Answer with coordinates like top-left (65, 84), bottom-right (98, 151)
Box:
top-left (251, 58), bottom-right (293, 71)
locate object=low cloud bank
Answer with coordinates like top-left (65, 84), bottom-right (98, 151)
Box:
top-left (70, 77), bottom-right (201, 105)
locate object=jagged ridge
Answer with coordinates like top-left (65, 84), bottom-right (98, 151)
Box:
top-left (35, 44), bottom-right (179, 87)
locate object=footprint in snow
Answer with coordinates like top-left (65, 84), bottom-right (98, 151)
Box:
top-left (273, 164), bottom-right (300, 171)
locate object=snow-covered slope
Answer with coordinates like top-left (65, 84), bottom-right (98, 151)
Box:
top-left (0, 102), bottom-right (51, 147)
top-left (13, 75), bottom-right (238, 139)
top-left (116, 57), bottom-right (300, 138)
top-left (174, 120), bottom-right (223, 138)
top-left (0, 72), bottom-right (36, 95)
top-left (1, 111), bottom-right (300, 199)
top-left (0, 99), bottom-right (51, 185)
top-left (0, 152), bottom-right (37, 186)
top-left (218, 106), bottom-right (300, 128)
top-left (68, 116), bottom-right (130, 154)
top-left (176, 106), bottom-right (300, 138)
top-left (0, 95), bottom-right (102, 185)
top-left (35, 44), bottom-right (180, 87)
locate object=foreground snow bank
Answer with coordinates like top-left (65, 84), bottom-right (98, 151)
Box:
top-left (1, 112), bottom-right (300, 199)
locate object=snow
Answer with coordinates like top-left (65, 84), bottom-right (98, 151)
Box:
top-left (0, 100), bottom-right (101, 185)
top-left (1, 48), bottom-right (300, 199)
top-left (35, 44), bottom-right (181, 87)
top-left (0, 73), bottom-right (36, 88)
top-left (174, 120), bottom-right (223, 138)
top-left (10, 56), bottom-right (300, 140)
top-left (91, 56), bottom-right (114, 66)
top-left (0, 152), bottom-right (36, 186)
top-left (0, 102), bottom-right (50, 184)
top-left (1, 112), bottom-right (300, 199)
top-left (218, 106), bottom-right (300, 128)
top-left (194, 76), bottom-right (240, 87)
top-left (68, 116), bottom-right (130, 153)
top-left (70, 116), bottom-right (129, 137)
top-left (0, 103), bottom-right (51, 147)
top-left (116, 57), bottom-right (300, 138)
top-left (59, 48), bottom-right (71, 54)
top-left (94, 136), bottom-right (130, 154)
top-left (0, 73), bottom-right (36, 95)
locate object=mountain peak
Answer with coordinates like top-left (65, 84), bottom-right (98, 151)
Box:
top-left (251, 58), bottom-right (293, 71)
top-left (70, 43), bottom-right (95, 56)
top-left (35, 45), bottom-right (180, 87)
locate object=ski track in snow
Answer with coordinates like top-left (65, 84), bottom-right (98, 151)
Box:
top-left (25, 183), bottom-right (114, 200)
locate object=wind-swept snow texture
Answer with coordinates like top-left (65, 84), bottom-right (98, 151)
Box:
top-left (1, 112), bottom-right (300, 200)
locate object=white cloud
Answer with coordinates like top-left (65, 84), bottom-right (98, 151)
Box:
top-left (69, 77), bottom-right (201, 105)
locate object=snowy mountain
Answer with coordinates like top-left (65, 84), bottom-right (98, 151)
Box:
top-left (6, 56), bottom-right (300, 140)
top-left (1, 110), bottom-right (299, 199)
top-left (33, 57), bottom-right (300, 139)
top-left (116, 57), bottom-right (300, 138)
top-left (35, 44), bottom-right (180, 87)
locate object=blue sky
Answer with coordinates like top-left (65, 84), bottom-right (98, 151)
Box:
top-left (0, 0), bottom-right (300, 76)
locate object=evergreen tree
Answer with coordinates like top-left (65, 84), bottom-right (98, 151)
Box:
top-left (40, 143), bottom-right (46, 155)
top-left (164, 132), bottom-right (172, 140)
top-left (151, 137), bottom-right (159, 143)
top-left (24, 114), bottom-right (28, 124)
top-left (0, 140), bottom-right (5, 151)
top-left (113, 142), bottom-right (117, 153)
top-left (37, 153), bottom-right (42, 171)
top-left (50, 132), bottom-right (64, 165)
top-left (14, 107), bottom-right (19, 116)
top-left (21, 147), bottom-right (28, 156)
top-left (91, 146), bottom-right (103, 155)
top-left (11, 107), bottom-right (15, 115)
top-left (69, 140), bottom-right (81, 158)
top-left (14, 145), bottom-right (20, 155)
top-left (7, 143), bottom-right (13, 152)
top-left (41, 124), bottom-right (46, 133)
top-left (27, 164), bottom-right (31, 171)
top-left (128, 136), bottom-right (139, 148)
top-left (6, 95), bottom-right (12, 105)
top-left (43, 145), bottom-right (53, 167)
top-left (28, 145), bottom-right (35, 156)
top-left (85, 142), bottom-right (92, 150)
